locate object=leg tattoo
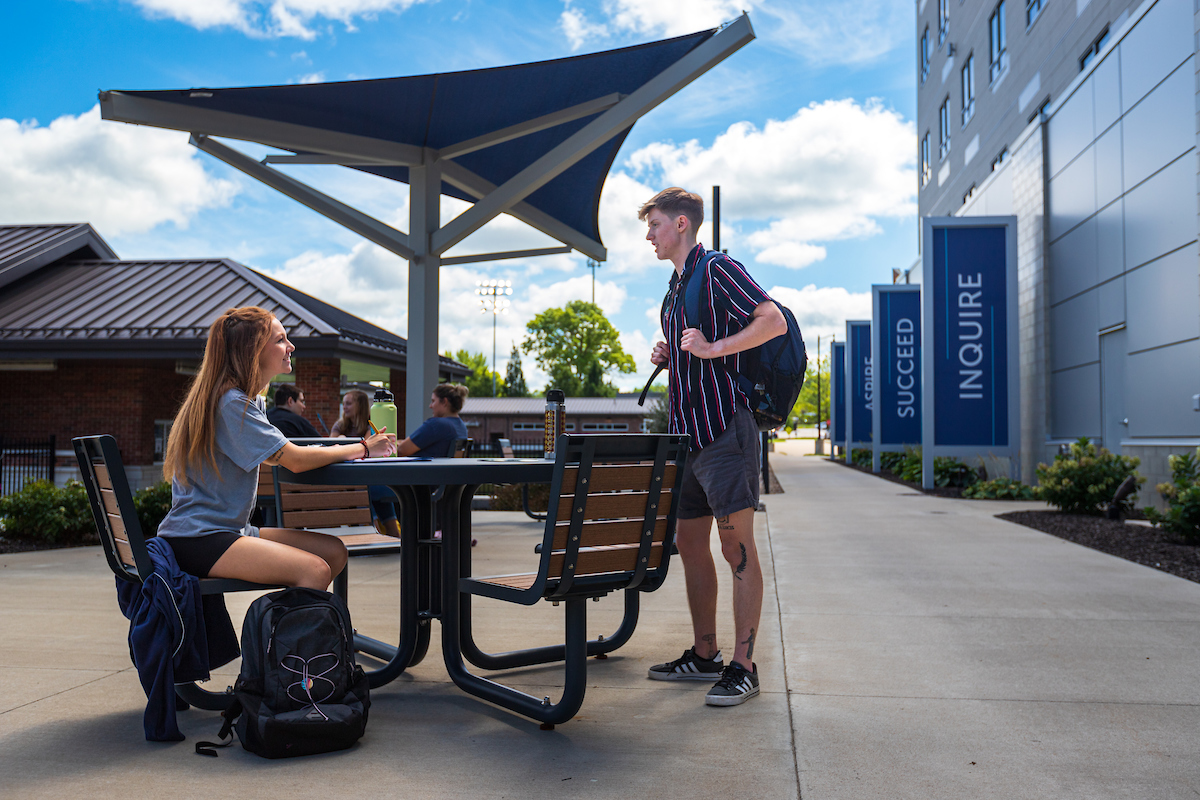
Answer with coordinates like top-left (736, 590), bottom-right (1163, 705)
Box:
top-left (716, 515), bottom-right (734, 530)
top-left (741, 628), bottom-right (756, 660)
top-left (701, 633), bottom-right (717, 658)
top-left (734, 543), bottom-right (747, 580)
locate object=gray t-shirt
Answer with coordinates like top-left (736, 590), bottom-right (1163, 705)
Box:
top-left (157, 389), bottom-right (288, 539)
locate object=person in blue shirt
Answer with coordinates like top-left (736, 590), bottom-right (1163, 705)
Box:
top-left (157, 306), bottom-right (395, 588)
top-left (396, 383), bottom-right (469, 457)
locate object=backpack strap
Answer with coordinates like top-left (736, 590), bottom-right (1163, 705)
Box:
top-left (195, 699), bottom-right (242, 757)
top-left (682, 250), bottom-right (761, 401)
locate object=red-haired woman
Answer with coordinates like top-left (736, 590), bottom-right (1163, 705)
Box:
top-left (157, 307), bottom-right (395, 588)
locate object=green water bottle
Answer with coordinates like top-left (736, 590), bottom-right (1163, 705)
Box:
top-left (370, 388), bottom-right (398, 440)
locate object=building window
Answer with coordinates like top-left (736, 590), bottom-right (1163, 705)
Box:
top-left (960, 54), bottom-right (976, 125)
top-left (989, 1), bottom-right (1008, 83)
top-left (1025, 0), bottom-right (1044, 27)
top-left (938, 0), bottom-right (950, 44)
top-left (962, 184), bottom-right (977, 205)
top-left (511, 421), bottom-right (542, 431)
top-left (921, 132), bottom-right (932, 187)
top-left (920, 27), bottom-right (931, 83)
top-left (938, 97), bottom-right (951, 159)
top-left (1080, 27), bottom-right (1109, 71)
top-left (581, 422), bottom-right (628, 432)
top-left (153, 420), bottom-right (174, 462)
top-left (991, 146), bottom-right (1009, 171)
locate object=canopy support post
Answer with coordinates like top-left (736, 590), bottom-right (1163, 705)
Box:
top-left (407, 159), bottom-right (442, 434)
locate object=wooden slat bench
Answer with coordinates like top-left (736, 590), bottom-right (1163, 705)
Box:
top-left (74, 435), bottom-right (284, 711)
top-left (447, 433), bottom-right (689, 727)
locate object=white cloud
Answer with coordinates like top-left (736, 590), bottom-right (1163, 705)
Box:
top-left (0, 106), bottom-right (238, 235)
top-left (757, 0), bottom-right (914, 66)
top-left (295, 72), bottom-right (327, 84)
top-left (560, 4), bottom-right (608, 50)
top-left (124, 0), bottom-right (427, 39)
top-left (767, 283), bottom-right (872, 343)
top-left (625, 98), bottom-right (915, 269)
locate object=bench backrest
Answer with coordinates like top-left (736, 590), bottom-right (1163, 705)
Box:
top-left (536, 434), bottom-right (689, 598)
top-left (273, 477), bottom-right (374, 529)
top-left (73, 435), bottom-right (152, 583)
top-left (497, 438), bottom-right (514, 458)
top-left (450, 438), bottom-right (471, 458)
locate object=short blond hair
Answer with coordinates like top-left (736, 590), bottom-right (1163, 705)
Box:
top-left (638, 187), bottom-right (704, 233)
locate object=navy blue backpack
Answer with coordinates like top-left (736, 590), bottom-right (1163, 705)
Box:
top-left (640, 251), bottom-right (808, 432)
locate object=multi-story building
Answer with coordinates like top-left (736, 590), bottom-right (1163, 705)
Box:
top-left (913, 0), bottom-right (1199, 502)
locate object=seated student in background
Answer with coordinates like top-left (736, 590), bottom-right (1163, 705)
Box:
top-left (331, 387), bottom-right (402, 538)
top-left (266, 384), bottom-right (321, 438)
top-left (396, 383), bottom-right (469, 458)
top-left (330, 389), bottom-right (371, 438)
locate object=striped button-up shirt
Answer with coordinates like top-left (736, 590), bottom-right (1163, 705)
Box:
top-left (662, 244), bottom-right (772, 451)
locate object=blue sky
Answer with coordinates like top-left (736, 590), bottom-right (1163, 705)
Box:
top-left (1, 0), bottom-right (917, 391)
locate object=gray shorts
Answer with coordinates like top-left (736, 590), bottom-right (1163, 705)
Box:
top-left (677, 403), bottom-right (761, 520)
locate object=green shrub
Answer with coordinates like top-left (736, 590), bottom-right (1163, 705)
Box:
top-left (0, 479), bottom-right (96, 544)
top-left (1034, 437), bottom-right (1142, 516)
top-left (134, 481), bottom-right (173, 536)
top-left (933, 457), bottom-right (979, 489)
top-left (897, 448), bottom-right (923, 483)
top-left (1144, 448), bottom-right (1200, 543)
top-left (879, 451), bottom-right (907, 473)
top-left (962, 476), bottom-right (1036, 500)
top-left (850, 448), bottom-right (872, 468)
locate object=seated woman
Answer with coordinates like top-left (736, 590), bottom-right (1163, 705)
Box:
top-left (396, 383), bottom-right (469, 457)
top-left (330, 389), bottom-right (371, 438)
top-left (158, 307), bottom-right (395, 588)
top-left (330, 388), bottom-right (403, 538)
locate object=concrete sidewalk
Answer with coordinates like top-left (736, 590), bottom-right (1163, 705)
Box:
top-left (768, 454), bottom-right (1200, 798)
top-left (3, 453), bottom-right (1199, 798)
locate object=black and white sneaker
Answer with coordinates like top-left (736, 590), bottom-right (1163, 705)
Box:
top-left (647, 647), bottom-right (724, 681)
top-left (705, 662), bottom-right (759, 706)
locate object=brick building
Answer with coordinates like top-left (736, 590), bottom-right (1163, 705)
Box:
top-left (459, 395), bottom-right (657, 447)
top-left (0, 223), bottom-right (467, 489)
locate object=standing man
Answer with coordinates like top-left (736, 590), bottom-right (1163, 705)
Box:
top-left (267, 384), bottom-right (322, 438)
top-left (642, 187), bottom-right (787, 706)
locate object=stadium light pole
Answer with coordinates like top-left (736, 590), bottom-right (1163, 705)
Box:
top-left (476, 279), bottom-right (512, 396)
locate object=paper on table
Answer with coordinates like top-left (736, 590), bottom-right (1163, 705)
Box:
top-left (349, 456), bottom-right (432, 462)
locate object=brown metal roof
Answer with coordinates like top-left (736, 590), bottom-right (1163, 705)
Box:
top-left (0, 228), bottom-right (468, 375)
top-left (0, 224), bottom-right (118, 291)
top-left (461, 396), bottom-right (654, 415)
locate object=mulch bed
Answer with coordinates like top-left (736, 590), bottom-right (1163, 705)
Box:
top-left (0, 537), bottom-right (97, 555)
top-left (997, 510), bottom-right (1200, 584)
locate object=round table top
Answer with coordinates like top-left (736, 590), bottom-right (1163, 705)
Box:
top-left (279, 456), bottom-right (556, 486)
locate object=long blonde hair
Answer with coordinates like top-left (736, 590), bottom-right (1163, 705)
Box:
top-left (164, 307), bottom-right (276, 485)
top-left (335, 389), bottom-right (371, 438)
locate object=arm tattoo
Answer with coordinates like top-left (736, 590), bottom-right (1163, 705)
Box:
top-left (741, 628), bottom-right (756, 660)
top-left (734, 543), bottom-right (747, 580)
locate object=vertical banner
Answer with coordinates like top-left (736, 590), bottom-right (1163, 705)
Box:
top-left (846, 320), bottom-right (873, 456)
top-left (921, 216), bottom-right (1020, 488)
top-left (830, 341), bottom-right (846, 453)
top-left (871, 285), bottom-right (922, 472)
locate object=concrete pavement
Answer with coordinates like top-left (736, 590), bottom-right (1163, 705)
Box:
top-left (2, 453), bottom-right (1199, 798)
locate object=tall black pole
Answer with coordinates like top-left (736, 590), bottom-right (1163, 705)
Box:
top-left (712, 185), bottom-right (720, 252)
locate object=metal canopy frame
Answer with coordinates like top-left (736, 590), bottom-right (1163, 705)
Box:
top-left (99, 16), bottom-right (754, 431)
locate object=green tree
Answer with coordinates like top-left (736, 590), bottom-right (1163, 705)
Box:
top-left (789, 352), bottom-right (831, 426)
top-left (644, 384), bottom-right (669, 433)
top-left (445, 348), bottom-right (504, 398)
top-left (523, 301), bottom-right (636, 396)
top-left (503, 344), bottom-right (530, 397)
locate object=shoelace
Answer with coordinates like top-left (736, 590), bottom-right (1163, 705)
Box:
top-left (714, 665), bottom-right (748, 690)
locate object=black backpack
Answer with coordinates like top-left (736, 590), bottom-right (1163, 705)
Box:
top-left (641, 251), bottom-right (808, 432)
top-left (197, 587), bottom-right (370, 759)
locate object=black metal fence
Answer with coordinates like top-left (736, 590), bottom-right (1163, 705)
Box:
top-left (471, 439), bottom-right (545, 459)
top-left (1, 436), bottom-right (56, 496)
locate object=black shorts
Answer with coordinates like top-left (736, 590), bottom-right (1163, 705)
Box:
top-left (162, 532), bottom-right (242, 578)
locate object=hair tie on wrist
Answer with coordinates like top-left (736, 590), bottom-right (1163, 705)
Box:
top-left (361, 440), bottom-right (369, 459)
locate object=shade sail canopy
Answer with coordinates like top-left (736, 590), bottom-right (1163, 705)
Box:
top-left (101, 27), bottom-right (722, 252)
top-left (100, 16), bottom-right (754, 431)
